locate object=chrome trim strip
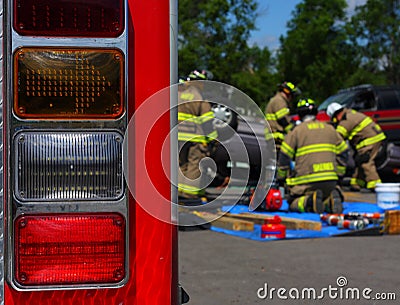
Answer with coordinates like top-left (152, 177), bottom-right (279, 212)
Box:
top-left (0, 0), bottom-right (4, 302)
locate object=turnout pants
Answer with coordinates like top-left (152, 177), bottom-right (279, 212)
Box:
top-left (351, 141), bottom-right (382, 190)
top-left (288, 181), bottom-right (341, 212)
top-left (178, 141), bottom-right (209, 198)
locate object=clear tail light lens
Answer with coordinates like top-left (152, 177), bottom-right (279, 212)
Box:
top-left (14, 131), bottom-right (123, 201)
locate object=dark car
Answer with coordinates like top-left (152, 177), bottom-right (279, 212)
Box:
top-left (315, 84), bottom-right (400, 182)
top-left (317, 84), bottom-right (400, 144)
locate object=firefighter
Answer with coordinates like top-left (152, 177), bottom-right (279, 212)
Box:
top-left (177, 69), bottom-right (219, 199)
top-left (327, 102), bottom-right (386, 192)
top-left (277, 98), bottom-right (348, 213)
top-left (265, 81), bottom-right (301, 153)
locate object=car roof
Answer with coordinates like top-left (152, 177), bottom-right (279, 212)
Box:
top-left (318, 84), bottom-right (400, 110)
top-left (338, 84), bottom-right (400, 93)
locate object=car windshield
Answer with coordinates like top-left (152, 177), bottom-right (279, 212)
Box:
top-left (318, 91), bottom-right (359, 110)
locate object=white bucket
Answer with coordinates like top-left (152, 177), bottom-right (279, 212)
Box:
top-left (375, 183), bottom-right (400, 210)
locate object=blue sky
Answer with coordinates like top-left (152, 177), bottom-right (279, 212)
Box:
top-left (249, 0), bottom-right (367, 50)
top-left (248, 0), bottom-right (302, 49)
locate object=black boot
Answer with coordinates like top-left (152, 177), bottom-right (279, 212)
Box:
top-left (329, 189), bottom-right (343, 214)
top-left (305, 189), bottom-right (324, 213)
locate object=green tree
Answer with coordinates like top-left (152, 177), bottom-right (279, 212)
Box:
top-left (348, 0), bottom-right (400, 85)
top-left (178, 0), bottom-right (275, 105)
top-left (230, 46), bottom-right (279, 108)
top-left (277, 0), bottom-right (359, 103)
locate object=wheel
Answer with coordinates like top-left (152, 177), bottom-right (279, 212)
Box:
top-left (211, 102), bottom-right (238, 141)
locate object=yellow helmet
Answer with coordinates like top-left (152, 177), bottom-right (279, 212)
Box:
top-left (187, 69), bottom-right (213, 81)
top-left (296, 98), bottom-right (317, 119)
top-left (279, 81), bottom-right (301, 97)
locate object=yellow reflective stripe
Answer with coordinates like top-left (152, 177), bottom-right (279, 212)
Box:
top-left (277, 168), bottom-right (287, 179)
top-left (298, 196), bottom-right (306, 212)
top-left (178, 183), bottom-right (204, 195)
top-left (178, 112), bottom-right (197, 121)
top-left (273, 132), bottom-right (285, 140)
top-left (367, 179), bottom-right (381, 189)
top-left (178, 132), bottom-right (208, 143)
top-left (266, 108), bottom-right (290, 121)
top-left (350, 178), bottom-right (365, 187)
top-left (355, 133), bottom-right (386, 149)
top-left (336, 125), bottom-right (348, 138)
top-left (264, 129), bottom-right (273, 140)
top-left (336, 140), bottom-right (348, 154)
top-left (296, 143), bottom-right (336, 157)
top-left (265, 113), bottom-right (277, 120)
top-left (286, 172), bottom-right (338, 186)
top-left (275, 107), bottom-right (290, 120)
top-left (207, 130), bottom-right (218, 140)
top-left (281, 142), bottom-right (295, 158)
top-left (178, 111), bottom-right (215, 124)
top-left (337, 165), bottom-right (346, 175)
top-left (348, 117), bottom-right (373, 140)
top-left (284, 123), bottom-right (293, 133)
top-left (265, 131), bottom-right (285, 141)
top-left (178, 132), bottom-right (217, 143)
top-left (197, 111), bottom-right (215, 124)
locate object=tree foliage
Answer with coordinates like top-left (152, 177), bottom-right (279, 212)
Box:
top-left (348, 0), bottom-right (400, 85)
top-left (277, 0), bottom-right (359, 102)
top-left (178, 0), bottom-right (275, 105)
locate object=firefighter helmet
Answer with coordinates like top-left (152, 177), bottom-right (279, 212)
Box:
top-left (278, 81), bottom-right (301, 97)
top-left (326, 102), bottom-right (344, 118)
top-left (187, 69), bottom-right (213, 81)
top-left (296, 98), bottom-right (317, 120)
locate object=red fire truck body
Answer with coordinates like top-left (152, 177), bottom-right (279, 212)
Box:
top-left (2, 0), bottom-right (179, 304)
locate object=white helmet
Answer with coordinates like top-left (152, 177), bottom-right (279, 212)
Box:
top-left (326, 102), bottom-right (344, 118)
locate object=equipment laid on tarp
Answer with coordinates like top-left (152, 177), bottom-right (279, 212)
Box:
top-left (197, 200), bottom-right (399, 241)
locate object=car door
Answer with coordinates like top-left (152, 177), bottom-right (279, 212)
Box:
top-left (369, 88), bottom-right (400, 144)
top-left (348, 90), bottom-right (376, 111)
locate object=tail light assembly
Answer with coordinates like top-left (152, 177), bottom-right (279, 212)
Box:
top-left (4, 0), bottom-right (129, 291)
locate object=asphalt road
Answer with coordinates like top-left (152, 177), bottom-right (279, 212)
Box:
top-left (178, 191), bottom-right (400, 305)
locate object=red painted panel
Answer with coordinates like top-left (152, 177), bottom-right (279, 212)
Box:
top-left (128, 0), bottom-right (175, 303)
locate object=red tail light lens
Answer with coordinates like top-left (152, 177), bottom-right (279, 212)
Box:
top-left (15, 213), bottom-right (126, 286)
top-left (14, 0), bottom-right (124, 37)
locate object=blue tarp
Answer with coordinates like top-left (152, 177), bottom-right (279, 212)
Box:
top-left (212, 201), bottom-right (400, 241)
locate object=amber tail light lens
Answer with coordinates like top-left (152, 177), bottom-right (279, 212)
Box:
top-left (14, 47), bottom-right (124, 120)
top-left (14, 213), bottom-right (126, 286)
